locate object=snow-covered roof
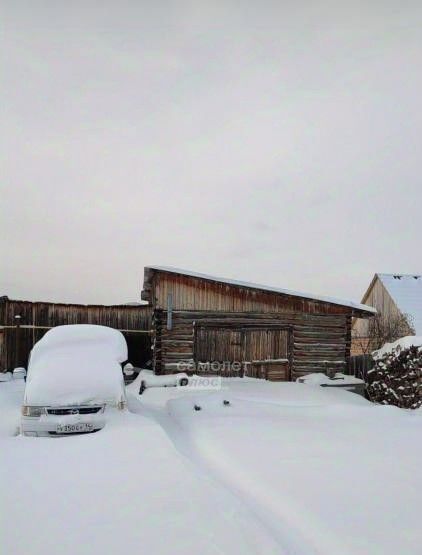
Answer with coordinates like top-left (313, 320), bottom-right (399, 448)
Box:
top-left (145, 266), bottom-right (376, 315)
top-left (376, 274), bottom-right (422, 334)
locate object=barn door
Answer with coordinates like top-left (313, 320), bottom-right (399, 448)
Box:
top-left (194, 326), bottom-right (291, 380)
top-left (243, 329), bottom-right (290, 381)
top-left (195, 327), bottom-right (243, 375)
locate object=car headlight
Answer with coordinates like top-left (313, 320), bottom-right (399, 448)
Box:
top-left (21, 406), bottom-right (45, 417)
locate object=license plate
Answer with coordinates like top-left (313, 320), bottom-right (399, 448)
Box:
top-left (56, 423), bottom-right (94, 434)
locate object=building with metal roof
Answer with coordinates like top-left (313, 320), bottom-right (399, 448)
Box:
top-left (352, 273), bottom-right (422, 354)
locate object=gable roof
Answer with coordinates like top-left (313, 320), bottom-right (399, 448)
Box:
top-left (376, 274), bottom-right (422, 334)
top-left (144, 266), bottom-right (376, 316)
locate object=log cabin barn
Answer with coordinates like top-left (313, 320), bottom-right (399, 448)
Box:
top-left (0, 296), bottom-right (152, 372)
top-left (141, 267), bottom-right (376, 381)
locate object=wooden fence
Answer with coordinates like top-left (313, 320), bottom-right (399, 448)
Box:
top-left (347, 354), bottom-right (374, 381)
top-left (0, 297), bottom-right (152, 371)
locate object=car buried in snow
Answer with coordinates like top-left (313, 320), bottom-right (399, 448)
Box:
top-left (21, 325), bottom-right (128, 437)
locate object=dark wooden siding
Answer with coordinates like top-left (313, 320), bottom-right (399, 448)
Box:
top-left (141, 268), bottom-right (371, 381)
top-left (0, 298), bottom-right (152, 371)
top-left (195, 327), bottom-right (290, 366)
top-left (153, 310), bottom-right (350, 381)
top-left (243, 328), bottom-right (289, 362)
top-left (147, 272), bottom-right (352, 315)
top-left (195, 328), bottom-right (243, 362)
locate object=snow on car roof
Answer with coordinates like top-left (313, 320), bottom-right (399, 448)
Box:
top-left (377, 274), bottom-right (422, 334)
top-left (145, 266), bottom-right (376, 315)
top-left (25, 325), bottom-right (128, 406)
top-left (30, 324), bottom-right (128, 365)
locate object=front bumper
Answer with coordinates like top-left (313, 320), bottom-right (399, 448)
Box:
top-left (21, 412), bottom-right (106, 437)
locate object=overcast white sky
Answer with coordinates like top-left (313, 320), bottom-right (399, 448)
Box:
top-left (1, 1), bottom-right (421, 305)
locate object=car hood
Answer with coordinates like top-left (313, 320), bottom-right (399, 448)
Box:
top-left (24, 349), bottom-right (125, 406)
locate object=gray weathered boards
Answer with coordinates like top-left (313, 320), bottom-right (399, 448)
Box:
top-left (141, 267), bottom-right (375, 381)
top-left (0, 297), bottom-right (152, 371)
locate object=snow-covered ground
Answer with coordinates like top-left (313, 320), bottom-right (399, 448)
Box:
top-left (137, 379), bottom-right (422, 555)
top-left (0, 379), bottom-right (280, 555)
top-left (1, 376), bottom-right (421, 555)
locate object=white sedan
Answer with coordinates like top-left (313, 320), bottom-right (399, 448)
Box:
top-left (21, 324), bottom-right (128, 437)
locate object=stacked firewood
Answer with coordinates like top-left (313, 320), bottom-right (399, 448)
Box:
top-left (366, 345), bottom-right (422, 409)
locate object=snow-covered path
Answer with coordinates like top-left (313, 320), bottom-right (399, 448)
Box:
top-left (0, 380), bottom-right (284, 555)
top-left (131, 397), bottom-right (317, 555)
top-left (134, 379), bottom-right (422, 555)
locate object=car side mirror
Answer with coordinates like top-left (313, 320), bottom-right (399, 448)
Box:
top-left (123, 363), bottom-right (135, 376)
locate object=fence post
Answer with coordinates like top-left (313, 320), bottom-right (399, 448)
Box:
top-left (14, 314), bottom-right (22, 369)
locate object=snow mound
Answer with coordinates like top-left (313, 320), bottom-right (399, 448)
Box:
top-left (13, 367), bottom-right (26, 380)
top-left (166, 381), bottom-right (369, 418)
top-left (372, 336), bottom-right (422, 360)
top-left (30, 324), bottom-right (128, 365)
top-left (128, 370), bottom-right (189, 391)
top-left (24, 325), bottom-right (128, 406)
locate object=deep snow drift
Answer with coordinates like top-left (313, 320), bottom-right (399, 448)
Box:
top-left (1, 376), bottom-right (421, 555)
top-left (141, 380), bottom-right (422, 555)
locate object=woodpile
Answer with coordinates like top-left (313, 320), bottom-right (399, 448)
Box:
top-left (366, 346), bottom-right (422, 409)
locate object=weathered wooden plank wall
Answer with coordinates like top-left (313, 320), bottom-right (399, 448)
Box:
top-left (141, 269), bottom-right (370, 381)
top-left (0, 298), bottom-right (152, 371)
top-left (352, 278), bottom-right (398, 339)
top-left (351, 276), bottom-right (412, 354)
top-left (153, 310), bottom-right (350, 381)
top-left (145, 272), bottom-right (351, 315)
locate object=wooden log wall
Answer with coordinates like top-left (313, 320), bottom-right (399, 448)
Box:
top-left (0, 298), bottom-right (152, 371)
top-left (152, 309), bottom-right (351, 381)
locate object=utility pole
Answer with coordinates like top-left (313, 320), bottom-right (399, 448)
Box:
top-left (14, 314), bottom-right (21, 369)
